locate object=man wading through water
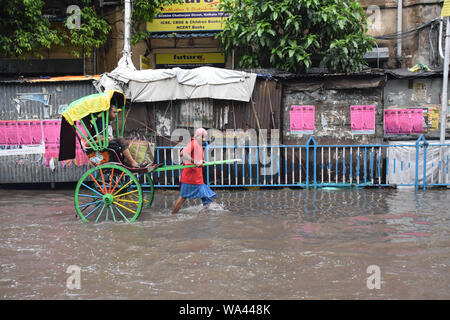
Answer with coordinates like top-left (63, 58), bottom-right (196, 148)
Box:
top-left (172, 128), bottom-right (216, 214)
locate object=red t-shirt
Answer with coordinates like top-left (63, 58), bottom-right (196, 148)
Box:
top-left (180, 139), bottom-right (204, 185)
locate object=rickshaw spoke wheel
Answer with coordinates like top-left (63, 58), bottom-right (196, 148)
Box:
top-left (123, 173), bottom-right (154, 210)
top-left (75, 164), bottom-right (143, 223)
top-left (135, 173), bottom-right (155, 208)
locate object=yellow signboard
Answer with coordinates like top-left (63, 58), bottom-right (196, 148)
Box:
top-left (155, 52), bottom-right (225, 68)
top-left (147, 1), bottom-right (227, 33)
top-left (140, 55), bottom-right (151, 70)
top-left (425, 107), bottom-right (440, 131)
top-left (442, 0), bottom-right (450, 16)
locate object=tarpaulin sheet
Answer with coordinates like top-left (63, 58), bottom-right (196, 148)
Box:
top-left (95, 66), bottom-right (257, 103)
top-left (387, 140), bottom-right (450, 185)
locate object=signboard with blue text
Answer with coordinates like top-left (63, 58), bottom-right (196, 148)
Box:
top-left (147, 0), bottom-right (228, 33)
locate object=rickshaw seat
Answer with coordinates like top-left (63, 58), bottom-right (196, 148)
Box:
top-left (82, 144), bottom-right (124, 166)
top-left (82, 143), bottom-right (158, 173)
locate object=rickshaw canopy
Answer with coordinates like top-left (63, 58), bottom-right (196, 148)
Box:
top-left (62, 90), bottom-right (125, 125)
top-left (59, 90), bottom-right (125, 161)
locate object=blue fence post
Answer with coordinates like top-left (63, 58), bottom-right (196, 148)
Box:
top-left (363, 147), bottom-right (367, 184)
top-left (423, 138), bottom-right (429, 191)
top-left (313, 140), bottom-right (317, 188)
top-left (163, 149), bottom-right (167, 185)
top-left (249, 146), bottom-right (252, 185)
top-left (370, 148), bottom-right (374, 184)
top-left (242, 146), bottom-right (245, 185)
top-left (306, 144), bottom-right (309, 188)
top-left (385, 150), bottom-right (389, 185)
top-left (415, 135), bottom-right (428, 190)
top-left (306, 136), bottom-right (317, 188)
top-left (415, 137), bottom-right (420, 190)
top-left (157, 148), bottom-right (160, 180)
top-left (343, 149), bottom-right (346, 184)
top-left (256, 146), bottom-right (260, 185)
top-left (350, 148), bottom-right (353, 183)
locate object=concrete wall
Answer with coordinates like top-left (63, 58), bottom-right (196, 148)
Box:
top-left (280, 76), bottom-right (385, 146)
top-left (384, 77), bottom-right (442, 107)
top-left (384, 76), bottom-right (450, 138)
top-left (279, 73), bottom-right (450, 145)
top-left (360, 0), bottom-right (444, 69)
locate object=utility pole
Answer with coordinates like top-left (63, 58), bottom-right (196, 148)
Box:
top-left (114, 0), bottom-right (136, 72)
top-left (441, 19), bottom-right (449, 145)
top-left (123, 0), bottom-right (132, 58)
top-left (440, 3), bottom-right (450, 183)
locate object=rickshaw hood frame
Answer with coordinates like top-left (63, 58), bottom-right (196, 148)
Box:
top-left (61, 90), bottom-right (125, 126)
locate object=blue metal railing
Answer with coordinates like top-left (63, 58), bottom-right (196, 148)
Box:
top-left (150, 135), bottom-right (450, 189)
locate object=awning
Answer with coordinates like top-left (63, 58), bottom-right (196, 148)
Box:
top-left (385, 68), bottom-right (443, 80)
top-left (95, 66), bottom-right (257, 103)
top-left (28, 75), bottom-right (100, 82)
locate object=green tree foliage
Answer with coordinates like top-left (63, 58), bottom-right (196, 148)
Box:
top-left (0, 0), bottom-right (60, 57)
top-left (67, 0), bottom-right (183, 57)
top-left (0, 0), bottom-right (182, 58)
top-left (217, 0), bottom-right (375, 73)
top-left (62, 0), bottom-right (111, 58)
top-left (53, 0), bottom-right (112, 57)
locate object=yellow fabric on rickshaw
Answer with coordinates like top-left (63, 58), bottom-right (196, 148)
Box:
top-left (128, 141), bottom-right (155, 164)
top-left (62, 90), bottom-right (125, 125)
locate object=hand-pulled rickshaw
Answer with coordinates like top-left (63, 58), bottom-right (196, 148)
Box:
top-left (59, 90), bottom-right (159, 223)
top-left (59, 90), bottom-right (238, 223)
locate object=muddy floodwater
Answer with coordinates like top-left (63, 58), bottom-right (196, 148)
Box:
top-left (0, 186), bottom-right (449, 300)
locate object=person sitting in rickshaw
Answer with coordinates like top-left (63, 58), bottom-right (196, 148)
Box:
top-left (87, 105), bottom-right (145, 168)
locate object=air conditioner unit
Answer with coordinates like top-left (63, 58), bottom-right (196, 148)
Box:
top-left (364, 47), bottom-right (389, 61)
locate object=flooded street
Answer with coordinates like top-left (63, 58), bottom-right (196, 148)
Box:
top-left (0, 186), bottom-right (449, 300)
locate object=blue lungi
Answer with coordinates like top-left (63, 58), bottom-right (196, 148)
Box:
top-left (180, 183), bottom-right (216, 205)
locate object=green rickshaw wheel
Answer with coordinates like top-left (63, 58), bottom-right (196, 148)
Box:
top-left (141, 173), bottom-right (154, 208)
top-left (74, 164), bottom-right (143, 223)
top-left (119, 172), bottom-right (154, 212)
